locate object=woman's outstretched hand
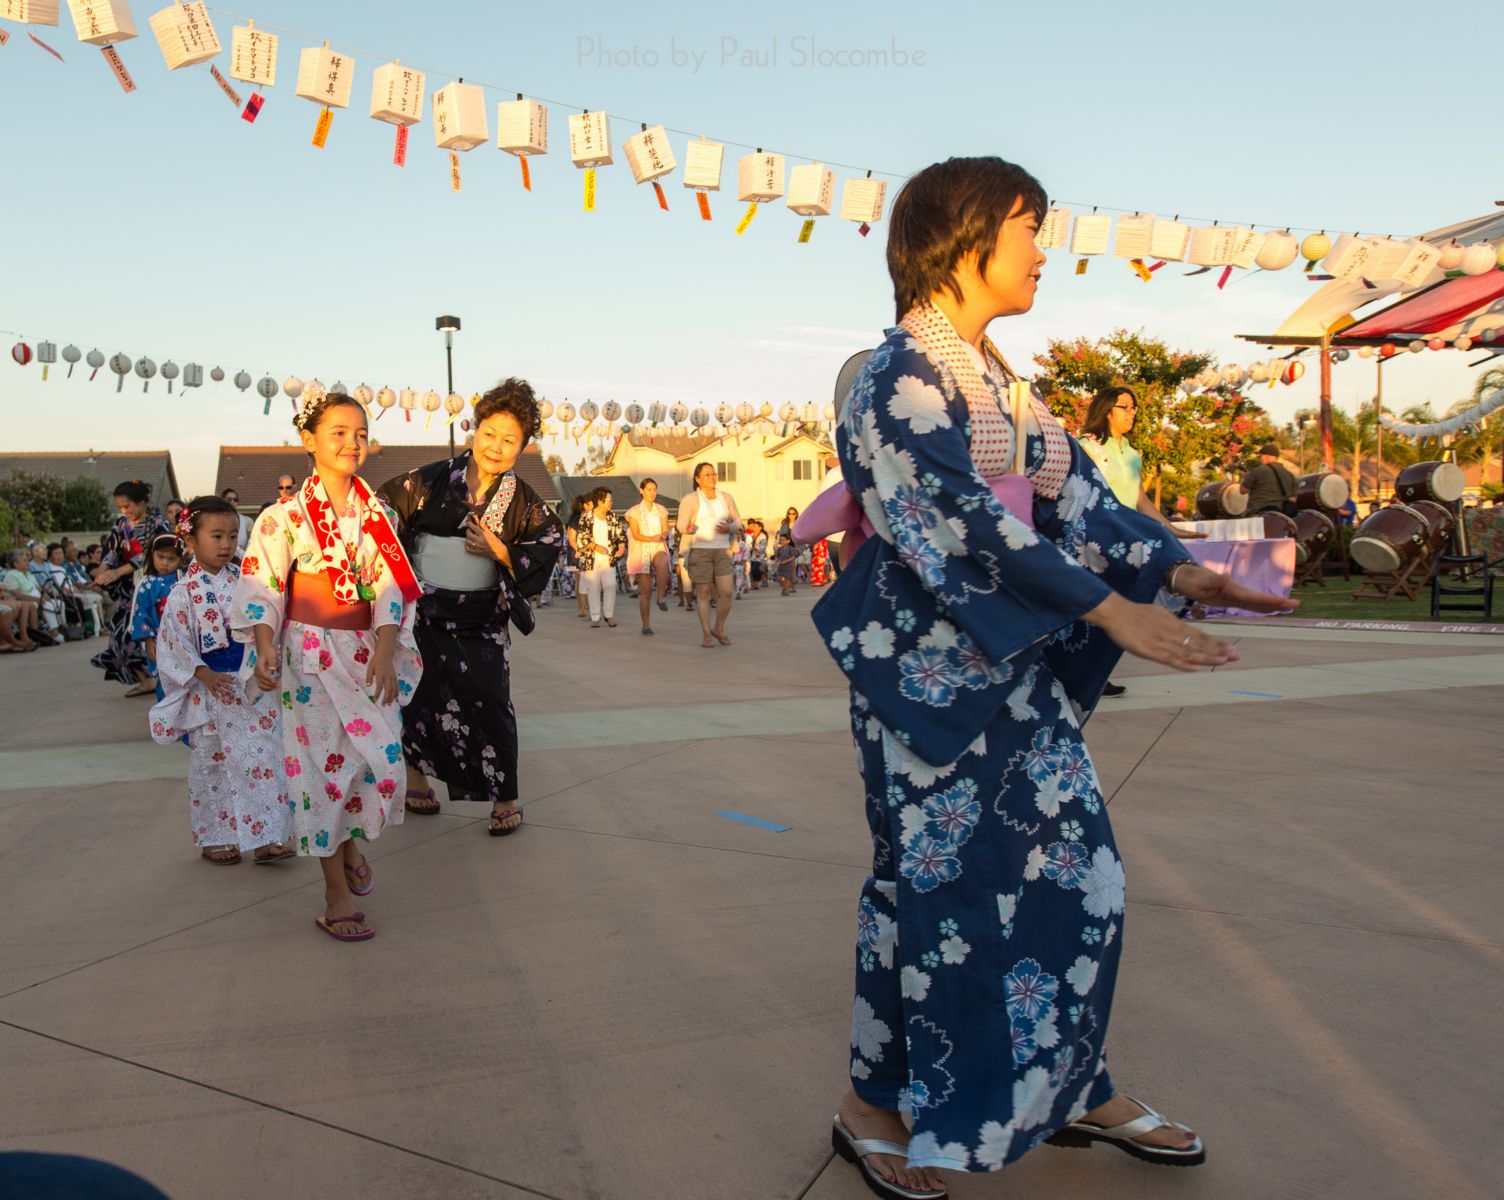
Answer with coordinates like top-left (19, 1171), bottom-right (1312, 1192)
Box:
top-left (1172, 564), bottom-right (1300, 615)
top-left (1084, 593), bottom-right (1239, 672)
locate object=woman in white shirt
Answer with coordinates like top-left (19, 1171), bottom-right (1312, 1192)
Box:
top-left (675, 462), bottom-right (743, 648)
top-left (624, 477), bottom-right (671, 636)
top-left (575, 487), bottom-right (627, 628)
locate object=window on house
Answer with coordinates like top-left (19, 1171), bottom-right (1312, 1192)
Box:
top-left (715, 461), bottom-right (736, 483)
top-left (793, 459), bottom-right (813, 481)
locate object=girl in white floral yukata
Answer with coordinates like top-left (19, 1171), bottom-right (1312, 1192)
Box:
top-left (232, 392), bottom-right (422, 942)
top-left (150, 496), bottom-right (293, 866)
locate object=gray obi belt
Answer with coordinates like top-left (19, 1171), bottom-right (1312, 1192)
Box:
top-left (413, 533), bottom-right (501, 592)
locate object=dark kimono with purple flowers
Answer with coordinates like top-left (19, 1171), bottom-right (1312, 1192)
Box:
top-left (92, 507), bottom-right (170, 684)
top-left (380, 455), bottom-right (563, 804)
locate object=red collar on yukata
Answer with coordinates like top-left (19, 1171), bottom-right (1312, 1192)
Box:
top-left (302, 474), bottom-right (421, 605)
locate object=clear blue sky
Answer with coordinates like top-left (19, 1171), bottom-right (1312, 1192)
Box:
top-left (3, 0), bottom-right (1495, 497)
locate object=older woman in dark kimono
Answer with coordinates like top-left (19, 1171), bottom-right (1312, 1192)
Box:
top-left (91, 479), bottom-right (171, 694)
top-left (380, 379), bottom-right (564, 835)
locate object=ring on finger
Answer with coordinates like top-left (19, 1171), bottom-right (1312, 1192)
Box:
top-left (1181, 635), bottom-right (1192, 648)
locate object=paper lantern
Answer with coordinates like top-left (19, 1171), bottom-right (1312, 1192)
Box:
top-left (283, 375), bottom-right (303, 400)
top-left (496, 97), bottom-right (547, 155)
top-left (148, 2), bottom-right (220, 70)
top-left (1437, 242), bottom-right (1464, 270)
top-left (1221, 364), bottom-right (1245, 386)
top-left (11, 342), bottom-right (32, 366)
top-left (61, 344), bottom-right (81, 376)
top-left (229, 22), bottom-right (275, 85)
top-left (1427, 338), bottom-right (1445, 351)
top-left (1484, 330), bottom-right (1499, 345)
top-left (182, 362), bottom-right (203, 388)
top-left (1070, 213), bottom-right (1113, 257)
top-left (647, 402), bottom-right (666, 425)
top-left (1281, 361), bottom-right (1305, 385)
top-left (623, 124), bottom-right (676, 184)
top-left (233, 369), bottom-right (250, 390)
top-left (1035, 208), bottom-right (1071, 251)
top-left (1459, 243), bottom-right (1498, 276)
top-left (1248, 363), bottom-right (1268, 383)
top-left (1111, 212), bottom-right (1155, 260)
top-left (107, 352), bottom-right (131, 391)
top-left (567, 110), bottom-right (612, 167)
top-left (297, 45), bottom-right (353, 109)
top-left (714, 402), bottom-right (733, 424)
top-left (399, 387), bottom-right (418, 411)
top-left (1456, 336), bottom-right (1474, 352)
top-left (800, 402), bottom-right (821, 424)
top-left (1255, 230), bottom-right (1299, 271)
top-left (1299, 232), bottom-right (1331, 263)
top-left (420, 389), bottom-right (440, 412)
top-left (734, 402), bottom-right (754, 424)
top-left (1357, 346), bottom-right (1374, 358)
top-left (537, 398), bottom-right (553, 420)
top-left (303, 380), bottom-right (326, 405)
top-left (786, 163), bottom-right (834, 216)
top-left (556, 401), bottom-right (576, 423)
top-left (669, 402), bottom-right (689, 424)
top-left (256, 375), bottom-right (278, 398)
top-left (439, 393), bottom-right (460, 417)
top-left (369, 61), bottom-right (424, 125)
top-left (1186, 226), bottom-right (1238, 267)
top-left (824, 403), bottom-right (837, 423)
top-left (840, 177), bottom-right (887, 224)
top-left (433, 81), bottom-right (487, 150)
top-left (1148, 219), bottom-right (1190, 262)
top-left (579, 399), bottom-right (599, 422)
top-left (778, 402), bottom-right (798, 422)
top-left (602, 400), bottom-right (622, 422)
top-left (2, 2), bottom-right (59, 25)
top-left (759, 402), bottom-right (774, 419)
top-left (737, 151), bottom-right (785, 203)
top-left (353, 384), bottom-right (373, 410)
top-left (624, 403), bottom-right (643, 424)
top-left (328, 381), bottom-right (347, 395)
top-left (160, 360), bottom-right (178, 392)
top-left (1333, 349), bottom-right (1350, 362)
top-left (689, 408), bottom-right (710, 428)
top-left (67, 0), bottom-right (135, 45)
top-left (210, 365), bottom-right (224, 382)
top-left (682, 138), bottom-right (723, 190)
top-left (37, 340), bottom-right (56, 365)
top-left (133, 357), bottom-right (157, 393)
top-left (1379, 344), bottom-right (1397, 359)
top-left (1408, 340), bottom-right (1425, 353)
top-left (376, 386), bottom-right (396, 411)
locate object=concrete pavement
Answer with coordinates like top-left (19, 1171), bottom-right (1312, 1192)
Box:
top-left (1, 593), bottom-right (1499, 1200)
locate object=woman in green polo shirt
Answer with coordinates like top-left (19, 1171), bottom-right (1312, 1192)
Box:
top-left (1078, 387), bottom-right (1203, 536)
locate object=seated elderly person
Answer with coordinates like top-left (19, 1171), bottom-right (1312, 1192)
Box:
top-left (28, 543), bottom-right (76, 636)
top-left (43, 542), bottom-right (104, 636)
top-left (62, 540), bottom-right (112, 632)
top-left (2, 550), bottom-right (57, 644)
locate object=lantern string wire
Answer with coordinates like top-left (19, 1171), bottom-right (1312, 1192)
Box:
top-left (205, 4), bottom-right (1345, 233)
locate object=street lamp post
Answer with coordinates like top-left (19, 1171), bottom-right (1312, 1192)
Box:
top-left (1299, 418), bottom-right (1317, 473)
top-left (436, 315), bottom-right (461, 457)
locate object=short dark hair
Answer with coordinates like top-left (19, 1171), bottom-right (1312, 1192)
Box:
top-left (590, 487), bottom-right (613, 507)
top-left (46, 542), bottom-right (62, 555)
top-left (1081, 387), bottom-right (1135, 441)
top-left (164, 497), bottom-right (183, 510)
top-left (147, 533), bottom-right (182, 572)
top-left (219, 487), bottom-right (237, 498)
top-left (182, 494), bottom-right (238, 537)
top-left (474, 377), bottom-right (542, 443)
top-left (693, 462), bottom-right (714, 485)
top-left (86, 543), bottom-right (101, 556)
top-left (113, 479), bottom-right (152, 503)
top-left (640, 477), bottom-right (657, 490)
top-left (887, 156), bottom-right (1048, 321)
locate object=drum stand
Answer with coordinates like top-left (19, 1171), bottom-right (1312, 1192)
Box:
top-left (1350, 545), bottom-right (1435, 603)
top-left (1295, 542), bottom-right (1332, 588)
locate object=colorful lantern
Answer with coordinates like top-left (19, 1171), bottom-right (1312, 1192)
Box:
top-left (1357, 346), bottom-right (1374, 359)
top-left (67, 0), bottom-right (136, 45)
top-left (1428, 338), bottom-right (1446, 351)
top-left (148, 2), bottom-right (220, 70)
top-left (433, 81), bottom-right (488, 150)
top-left (1456, 336), bottom-right (1474, 352)
top-left (786, 163), bottom-right (835, 216)
top-left (497, 97), bottom-right (548, 155)
top-left (228, 21), bottom-right (275, 85)
top-left (1281, 361), bottom-right (1305, 386)
top-left (1299, 232), bottom-right (1331, 263)
top-left (736, 151), bottom-right (785, 203)
top-left (369, 61), bottom-right (424, 125)
top-left (1379, 344), bottom-right (1397, 359)
top-left (11, 341), bottom-right (32, 366)
top-left (1408, 340), bottom-right (1425, 353)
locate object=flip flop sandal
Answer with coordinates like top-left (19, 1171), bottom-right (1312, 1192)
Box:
top-left (831, 1117), bottom-right (947, 1199)
top-left (1047, 1095), bottom-right (1205, 1166)
top-left (315, 914), bottom-right (375, 942)
top-left (343, 860), bottom-right (374, 897)
top-left (253, 846), bottom-right (297, 864)
top-left (405, 787), bottom-right (441, 815)
top-left (488, 806), bottom-right (524, 837)
top-left (201, 846), bottom-right (241, 865)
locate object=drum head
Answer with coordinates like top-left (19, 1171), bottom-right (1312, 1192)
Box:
top-left (1317, 473), bottom-right (1349, 509)
top-left (1432, 462), bottom-right (1466, 503)
top-left (1351, 537), bottom-right (1401, 573)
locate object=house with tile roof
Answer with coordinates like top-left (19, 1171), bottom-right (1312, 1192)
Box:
top-left (0, 449), bottom-right (181, 511)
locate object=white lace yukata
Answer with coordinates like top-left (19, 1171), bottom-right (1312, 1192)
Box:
top-left (230, 479), bottom-right (422, 858)
top-left (149, 563), bottom-right (291, 852)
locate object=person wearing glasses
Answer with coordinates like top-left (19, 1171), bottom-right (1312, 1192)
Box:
top-left (274, 474), bottom-right (298, 501)
top-left (220, 486), bottom-right (252, 558)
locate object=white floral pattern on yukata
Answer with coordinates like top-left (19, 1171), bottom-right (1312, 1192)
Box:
top-left (230, 491), bottom-right (422, 858)
top-left (150, 566), bottom-right (292, 852)
top-left (812, 315), bottom-right (1189, 1172)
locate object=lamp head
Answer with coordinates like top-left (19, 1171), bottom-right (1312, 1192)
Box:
top-left (435, 315), bottom-right (462, 333)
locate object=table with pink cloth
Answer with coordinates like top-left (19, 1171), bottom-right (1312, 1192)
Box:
top-left (1184, 536), bottom-right (1296, 616)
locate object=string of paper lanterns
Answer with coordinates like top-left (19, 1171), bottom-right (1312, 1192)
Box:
top-left (1380, 382), bottom-right (1504, 440)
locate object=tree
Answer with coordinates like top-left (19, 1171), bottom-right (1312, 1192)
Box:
top-left (57, 477), bottom-right (111, 531)
top-left (0, 470), bottom-right (67, 537)
top-left (1035, 329), bottom-right (1272, 507)
top-left (543, 453), bottom-right (566, 475)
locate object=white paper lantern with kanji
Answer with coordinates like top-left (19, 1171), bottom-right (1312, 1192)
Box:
top-left (556, 401), bottom-right (576, 424)
top-left (537, 399), bottom-right (554, 421)
top-left (370, 61), bottom-right (424, 125)
top-left (497, 98), bottom-right (547, 155)
top-left (445, 392), bottom-right (464, 416)
top-left (568, 110), bottom-right (612, 167)
top-left (399, 387), bottom-right (418, 413)
top-left (734, 402), bottom-right (754, 424)
top-left (256, 375), bottom-right (278, 400)
top-left (682, 139), bottom-right (723, 190)
top-left (67, 0), bottom-right (135, 45)
top-left (840, 177), bottom-right (887, 224)
top-left (36, 340), bottom-right (56, 364)
top-left (623, 403), bottom-right (643, 424)
top-left (232, 369), bottom-right (250, 390)
top-left (601, 401), bottom-right (621, 423)
top-left (148, 2), bottom-right (219, 70)
top-left (375, 387), bottom-right (396, 414)
top-left (422, 389), bottom-right (441, 414)
top-left (786, 163), bottom-right (834, 216)
top-left (1248, 362), bottom-right (1268, 383)
top-left (689, 408), bottom-right (710, 429)
top-left (134, 357), bottom-right (157, 391)
top-left (647, 402), bottom-right (666, 425)
top-left (182, 362), bottom-right (203, 388)
top-left (1253, 230), bottom-right (1299, 271)
top-left (2, 1), bottom-right (59, 25)
top-left (669, 403), bottom-right (689, 425)
top-left (353, 384), bottom-right (373, 411)
top-left (623, 124), bottom-right (676, 184)
top-left (297, 45), bottom-right (353, 109)
top-left (579, 400), bottom-right (599, 422)
top-left (714, 403), bottom-right (733, 425)
top-left (778, 403), bottom-right (798, 423)
top-left (160, 360), bottom-right (179, 391)
top-left (737, 152), bottom-right (784, 203)
top-left (1460, 243), bottom-right (1498, 276)
top-left (433, 81), bottom-right (488, 150)
top-left (229, 23), bottom-right (276, 85)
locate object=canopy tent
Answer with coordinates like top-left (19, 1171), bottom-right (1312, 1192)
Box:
top-left (1331, 272), bottom-right (1504, 346)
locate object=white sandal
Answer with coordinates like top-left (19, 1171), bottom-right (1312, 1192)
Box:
top-left (831, 1116), bottom-right (948, 1199)
top-left (1047, 1095), bottom-right (1205, 1166)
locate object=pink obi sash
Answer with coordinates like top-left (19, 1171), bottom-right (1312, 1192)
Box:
top-left (794, 473), bottom-right (1034, 568)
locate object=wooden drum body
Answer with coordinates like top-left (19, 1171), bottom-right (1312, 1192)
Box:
top-left (1394, 460), bottom-right (1465, 505)
top-left (1259, 511), bottom-right (1298, 540)
top-left (1409, 499), bottom-right (1455, 555)
top-left (1293, 509), bottom-right (1335, 565)
top-left (1196, 481), bottom-right (1248, 519)
top-left (1296, 471), bottom-right (1349, 513)
top-left (1350, 504), bottom-right (1429, 574)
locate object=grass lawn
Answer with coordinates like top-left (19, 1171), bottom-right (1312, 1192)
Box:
top-left (1272, 572), bottom-right (1495, 624)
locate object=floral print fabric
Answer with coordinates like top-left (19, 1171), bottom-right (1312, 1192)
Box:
top-left (815, 315), bottom-right (1189, 1172)
top-left (230, 490), bottom-right (422, 858)
top-left (92, 507), bottom-right (170, 684)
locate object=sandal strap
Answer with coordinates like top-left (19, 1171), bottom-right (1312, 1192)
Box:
top-left (849, 1136), bottom-right (912, 1159)
top-left (1079, 1097), bottom-right (1183, 1140)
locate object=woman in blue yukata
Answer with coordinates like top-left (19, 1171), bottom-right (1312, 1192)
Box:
top-left (812, 157), bottom-right (1295, 1198)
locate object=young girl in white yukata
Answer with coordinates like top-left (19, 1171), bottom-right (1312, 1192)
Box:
top-left (150, 497), bottom-right (293, 866)
top-left (232, 393), bottom-right (423, 942)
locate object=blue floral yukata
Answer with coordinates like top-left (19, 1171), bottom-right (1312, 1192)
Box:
top-left (812, 305), bottom-right (1190, 1172)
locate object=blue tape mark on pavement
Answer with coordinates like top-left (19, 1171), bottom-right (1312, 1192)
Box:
top-left (716, 810), bottom-right (792, 833)
top-left (1227, 689), bottom-right (1284, 699)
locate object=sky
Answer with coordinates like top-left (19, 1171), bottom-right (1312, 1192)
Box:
top-left (2, 0), bottom-right (1497, 498)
